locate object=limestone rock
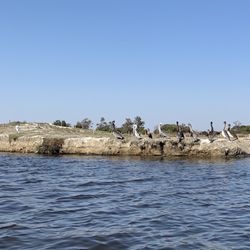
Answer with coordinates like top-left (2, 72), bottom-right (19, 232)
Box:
top-left (0, 123), bottom-right (249, 158)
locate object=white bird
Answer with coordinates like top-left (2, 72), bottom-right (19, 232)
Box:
top-left (15, 125), bottom-right (20, 133)
top-left (133, 124), bottom-right (142, 139)
top-left (158, 123), bottom-right (169, 138)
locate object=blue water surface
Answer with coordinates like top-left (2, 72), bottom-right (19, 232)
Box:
top-left (0, 153), bottom-right (250, 250)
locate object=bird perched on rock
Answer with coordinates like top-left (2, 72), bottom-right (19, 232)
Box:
top-left (227, 124), bottom-right (238, 140)
top-left (146, 128), bottom-right (153, 139)
top-left (187, 123), bottom-right (200, 142)
top-left (133, 124), bottom-right (142, 140)
top-left (221, 121), bottom-right (231, 141)
top-left (15, 125), bottom-right (20, 133)
top-left (158, 123), bottom-right (169, 138)
top-left (110, 121), bottom-right (124, 140)
top-left (208, 121), bottom-right (216, 142)
top-left (176, 121), bottom-right (185, 143)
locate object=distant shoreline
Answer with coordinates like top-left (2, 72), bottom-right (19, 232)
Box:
top-left (0, 123), bottom-right (249, 158)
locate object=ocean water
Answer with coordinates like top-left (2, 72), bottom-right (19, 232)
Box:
top-left (0, 153), bottom-right (250, 250)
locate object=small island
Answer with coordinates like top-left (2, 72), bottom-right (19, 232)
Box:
top-left (0, 122), bottom-right (250, 158)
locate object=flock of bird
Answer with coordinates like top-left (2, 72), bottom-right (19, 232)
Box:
top-left (111, 120), bottom-right (238, 143)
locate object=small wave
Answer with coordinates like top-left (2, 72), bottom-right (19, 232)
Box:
top-left (77, 177), bottom-right (154, 188)
top-left (21, 179), bottom-right (43, 184)
top-left (56, 194), bottom-right (100, 202)
top-left (0, 235), bottom-right (29, 250)
top-left (1, 155), bottom-right (250, 249)
top-left (0, 224), bottom-right (18, 230)
top-left (0, 223), bottom-right (30, 231)
top-left (45, 235), bottom-right (129, 250)
top-left (78, 181), bottom-right (99, 187)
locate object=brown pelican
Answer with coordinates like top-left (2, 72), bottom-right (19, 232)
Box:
top-left (158, 123), bottom-right (169, 138)
top-left (228, 124), bottom-right (238, 140)
top-left (176, 121), bottom-right (184, 142)
top-left (133, 124), bottom-right (142, 139)
top-left (187, 123), bottom-right (200, 142)
top-left (146, 128), bottom-right (153, 139)
top-left (221, 121), bottom-right (231, 141)
top-left (208, 121), bottom-right (216, 142)
top-left (111, 121), bottom-right (124, 140)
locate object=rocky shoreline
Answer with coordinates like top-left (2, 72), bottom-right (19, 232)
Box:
top-left (0, 123), bottom-right (249, 158)
top-left (1, 134), bottom-right (250, 158)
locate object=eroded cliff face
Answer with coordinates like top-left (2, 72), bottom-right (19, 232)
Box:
top-left (61, 137), bottom-right (166, 156)
top-left (0, 134), bottom-right (43, 153)
top-left (1, 133), bottom-right (249, 158)
top-left (62, 137), bottom-right (250, 158)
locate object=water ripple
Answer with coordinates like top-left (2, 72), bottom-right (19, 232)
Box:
top-left (1, 154), bottom-right (250, 249)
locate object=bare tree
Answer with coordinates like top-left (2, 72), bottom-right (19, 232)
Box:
top-left (233, 120), bottom-right (241, 130)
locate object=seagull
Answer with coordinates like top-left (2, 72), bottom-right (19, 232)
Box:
top-left (176, 121), bottom-right (184, 143)
top-left (158, 123), bottom-right (169, 138)
top-left (133, 124), bottom-right (142, 139)
top-left (110, 121), bottom-right (124, 140)
top-left (221, 121), bottom-right (231, 141)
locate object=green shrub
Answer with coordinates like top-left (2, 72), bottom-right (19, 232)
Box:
top-left (37, 138), bottom-right (64, 155)
top-left (233, 125), bottom-right (250, 134)
top-left (75, 118), bottom-right (92, 129)
top-left (53, 120), bottom-right (71, 127)
top-left (96, 117), bottom-right (112, 132)
top-left (9, 134), bottom-right (20, 143)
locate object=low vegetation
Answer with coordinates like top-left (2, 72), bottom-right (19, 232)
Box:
top-left (232, 125), bottom-right (250, 134)
top-left (1, 119), bottom-right (250, 140)
top-left (75, 118), bottom-right (92, 129)
top-left (53, 120), bottom-right (71, 127)
top-left (37, 138), bottom-right (65, 155)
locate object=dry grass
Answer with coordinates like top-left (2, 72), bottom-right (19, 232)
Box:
top-left (1, 122), bottom-right (249, 141)
top-left (0, 123), bottom-right (114, 139)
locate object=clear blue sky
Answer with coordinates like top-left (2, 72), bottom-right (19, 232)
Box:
top-left (0, 0), bottom-right (249, 130)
